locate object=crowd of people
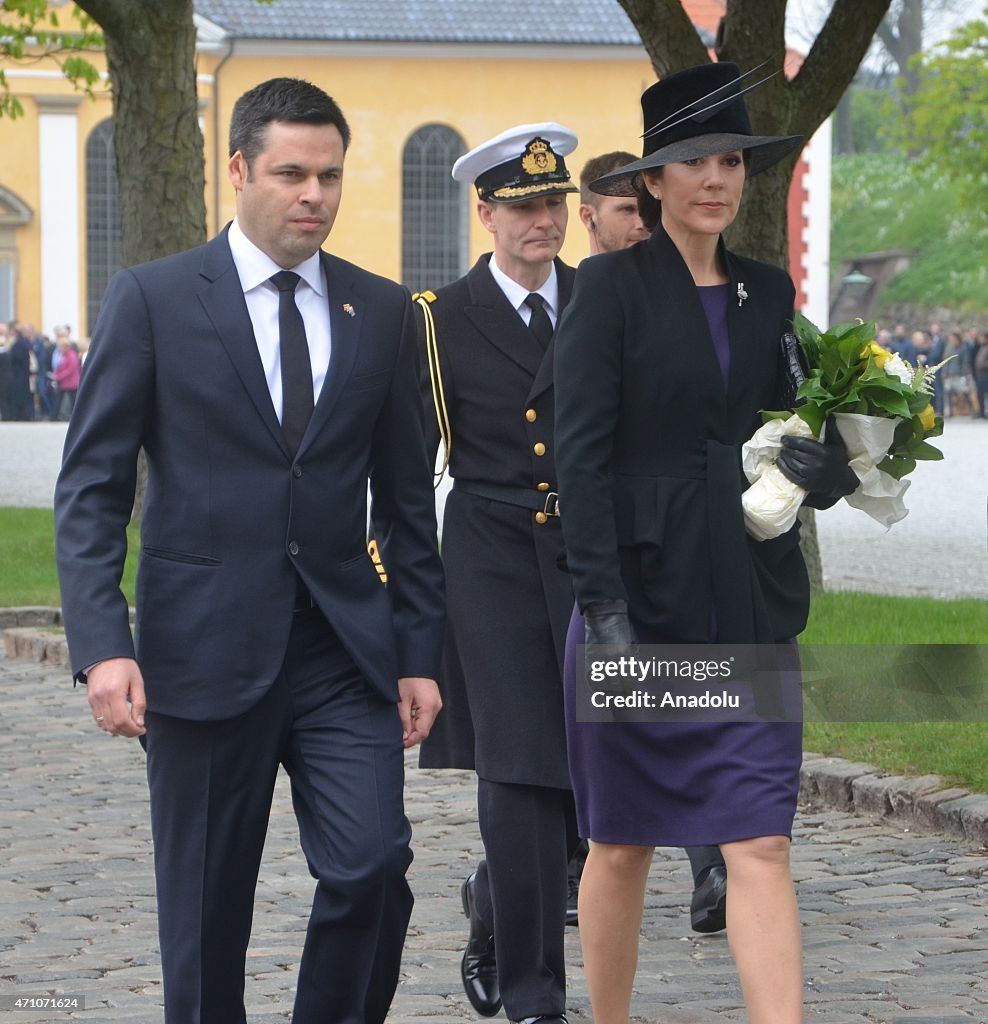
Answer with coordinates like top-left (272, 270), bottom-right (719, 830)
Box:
top-left (877, 320), bottom-right (988, 419)
top-left (0, 321), bottom-right (85, 422)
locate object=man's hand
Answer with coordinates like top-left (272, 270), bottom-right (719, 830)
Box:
top-left (397, 676), bottom-right (442, 749)
top-left (87, 657), bottom-right (147, 737)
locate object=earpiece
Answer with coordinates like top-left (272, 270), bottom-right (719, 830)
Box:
top-left (589, 218), bottom-right (597, 231)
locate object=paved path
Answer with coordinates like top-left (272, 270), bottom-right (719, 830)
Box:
top-left (2, 419), bottom-right (985, 598)
top-left (1, 653), bottom-right (986, 1024)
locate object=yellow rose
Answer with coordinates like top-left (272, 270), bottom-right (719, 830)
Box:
top-left (860, 341), bottom-right (890, 369)
top-left (917, 404), bottom-right (935, 431)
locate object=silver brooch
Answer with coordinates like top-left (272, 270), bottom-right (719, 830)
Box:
top-left (737, 282), bottom-right (748, 307)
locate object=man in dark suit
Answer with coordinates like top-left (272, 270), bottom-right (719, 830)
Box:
top-left (54, 77), bottom-right (444, 1024)
top-left (414, 124), bottom-right (581, 1024)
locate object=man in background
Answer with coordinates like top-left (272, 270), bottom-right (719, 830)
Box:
top-left (577, 151), bottom-right (649, 255)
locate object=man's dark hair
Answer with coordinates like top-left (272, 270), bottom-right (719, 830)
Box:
top-left (579, 151), bottom-right (637, 205)
top-left (229, 77), bottom-right (351, 165)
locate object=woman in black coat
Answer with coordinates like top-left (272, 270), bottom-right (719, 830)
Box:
top-left (554, 64), bottom-right (856, 1024)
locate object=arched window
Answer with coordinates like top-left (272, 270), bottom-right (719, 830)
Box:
top-left (402, 124), bottom-right (468, 293)
top-left (0, 186), bottom-right (33, 323)
top-left (85, 118), bottom-right (122, 334)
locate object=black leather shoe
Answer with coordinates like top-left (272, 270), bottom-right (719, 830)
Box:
top-left (690, 865), bottom-right (727, 933)
top-left (461, 872), bottom-right (501, 1016)
top-left (565, 875), bottom-right (579, 927)
top-left (511, 1016), bottom-right (568, 1024)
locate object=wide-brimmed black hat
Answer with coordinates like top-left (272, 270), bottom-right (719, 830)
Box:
top-left (591, 62), bottom-right (803, 197)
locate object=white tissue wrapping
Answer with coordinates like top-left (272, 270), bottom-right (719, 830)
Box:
top-left (831, 412), bottom-right (910, 529)
top-left (741, 415), bottom-right (817, 541)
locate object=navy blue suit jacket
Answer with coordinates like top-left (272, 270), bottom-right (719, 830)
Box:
top-left (55, 227), bottom-right (444, 720)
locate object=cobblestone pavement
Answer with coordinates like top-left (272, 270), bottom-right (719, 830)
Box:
top-left (1, 654), bottom-right (986, 1024)
top-left (2, 419), bottom-right (985, 598)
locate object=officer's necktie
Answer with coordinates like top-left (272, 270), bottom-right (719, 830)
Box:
top-left (270, 270), bottom-right (313, 454)
top-left (524, 292), bottom-right (553, 352)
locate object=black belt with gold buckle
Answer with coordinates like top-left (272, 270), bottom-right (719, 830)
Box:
top-left (455, 481), bottom-right (560, 518)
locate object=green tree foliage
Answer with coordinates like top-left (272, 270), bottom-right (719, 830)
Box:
top-left (850, 87), bottom-right (895, 154)
top-left (884, 12), bottom-right (988, 206)
top-left (0, 0), bottom-right (103, 117)
top-left (831, 154), bottom-right (988, 314)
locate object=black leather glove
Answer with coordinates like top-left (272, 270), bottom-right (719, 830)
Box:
top-left (584, 600), bottom-right (637, 705)
top-left (584, 599), bottom-right (636, 648)
top-left (777, 420), bottom-right (858, 501)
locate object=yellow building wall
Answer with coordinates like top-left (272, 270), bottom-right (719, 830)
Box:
top-left (2, 36), bottom-right (655, 331)
top-left (0, 47), bottom-right (112, 332)
top-left (205, 48), bottom-right (656, 280)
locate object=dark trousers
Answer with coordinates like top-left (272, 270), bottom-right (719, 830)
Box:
top-left (686, 844), bottom-right (725, 881)
top-left (143, 607), bottom-right (413, 1024)
top-left (476, 779), bottom-right (580, 1019)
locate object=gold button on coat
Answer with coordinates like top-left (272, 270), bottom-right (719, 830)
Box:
top-left (536, 482), bottom-right (550, 491)
top-left (535, 512), bottom-right (548, 524)
top-left (525, 408), bottom-right (537, 422)
top-left (533, 442), bottom-right (546, 456)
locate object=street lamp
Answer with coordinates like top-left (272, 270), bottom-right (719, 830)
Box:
top-left (842, 268), bottom-right (872, 292)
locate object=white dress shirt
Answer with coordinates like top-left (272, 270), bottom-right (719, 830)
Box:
top-left (227, 218), bottom-right (332, 422)
top-left (488, 254), bottom-right (560, 330)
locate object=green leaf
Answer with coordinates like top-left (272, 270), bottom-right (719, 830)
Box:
top-left (903, 440), bottom-right (945, 461)
top-left (795, 404), bottom-right (826, 436)
top-left (878, 454), bottom-right (917, 480)
top-left (865, 389), bottom-right (913, 419)
top-left (760, 408), bottom-right (793, 423)
top-left (792, 312), bottom-right (822, 366)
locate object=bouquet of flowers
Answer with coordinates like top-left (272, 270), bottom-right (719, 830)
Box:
top-left (741, 313), bottom-right (949, 541)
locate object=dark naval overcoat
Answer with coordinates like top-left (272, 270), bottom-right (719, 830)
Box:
top-left (416, 254), bottom-right (576, 789)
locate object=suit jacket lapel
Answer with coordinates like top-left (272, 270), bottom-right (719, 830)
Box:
top-left (197, 230), bottom-right (290, 458)
top-left (647, 225), bottom-right (730, 402)
top-left (298, 251), bottom-right (362, 452)
top-left (465, 256), bottom-right (544, 378)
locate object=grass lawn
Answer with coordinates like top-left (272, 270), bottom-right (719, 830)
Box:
top-left (0, 507), bottom-right (138, 607)
top-left (802, 591), bottom-right (988, 792)
top-left (2, 506), bottom-right (986, 790)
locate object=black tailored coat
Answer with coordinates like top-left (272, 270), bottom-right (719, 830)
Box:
top-left (416, 254), bottom-right (576, 788)
top-left (555, 224), bottom-right (809, 645)
top-left (55, 227), bottom-right (444, 719)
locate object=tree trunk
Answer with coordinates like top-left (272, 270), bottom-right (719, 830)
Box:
top-left (76, 0), bottom-right (206, 266)
top-left (616, 0), bottom-right (894, 590)
top-left (876, 0), bottom-right (925, 96)
top-left (74, 0), bottom-right (206, 524)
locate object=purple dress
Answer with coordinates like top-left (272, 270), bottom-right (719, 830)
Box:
top-left (562, 283), bottom-right (802, 846)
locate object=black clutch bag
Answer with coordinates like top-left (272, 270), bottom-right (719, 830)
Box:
top-left (779, 330), bottom-right (808, 409)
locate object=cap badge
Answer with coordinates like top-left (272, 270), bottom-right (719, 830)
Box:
top-left (521, 138), bottom-right (557, 176)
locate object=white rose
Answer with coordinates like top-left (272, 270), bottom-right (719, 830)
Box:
top-left (883, 353), bottom-right (913, 386)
